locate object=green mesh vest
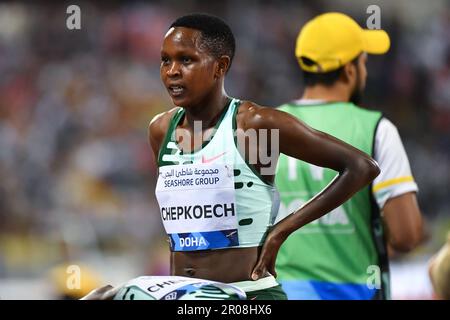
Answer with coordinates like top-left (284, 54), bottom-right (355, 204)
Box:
top-left (275, 101), bottom-right (389, 299)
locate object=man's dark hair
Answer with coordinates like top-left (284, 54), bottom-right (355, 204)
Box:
top-left (301, 55), bottom-right (359, 87)
top-left (170, 13), bottom-right (236, 70)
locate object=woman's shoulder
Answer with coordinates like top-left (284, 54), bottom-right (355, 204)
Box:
top-left (149, 107), bottom-right (180, 135)
top-left (236, 100), bottom-right (283, 130)
top-left (148, 107), bottom-right (181, 150)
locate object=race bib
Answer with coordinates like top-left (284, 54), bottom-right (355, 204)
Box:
top-left (155, 163), bottom-right (239, 251)
top-left (114, 276), bottom-right (247, 300)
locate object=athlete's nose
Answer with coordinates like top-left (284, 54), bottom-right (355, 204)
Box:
top-left (167, 61), bottom-right (181, 78)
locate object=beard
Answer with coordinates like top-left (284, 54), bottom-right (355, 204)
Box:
top-left (349, 67), bottom-right (364, 105)
top-left (349, 88), bottom-right (363, 105)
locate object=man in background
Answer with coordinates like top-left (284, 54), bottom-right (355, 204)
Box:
top-left (275, 12), bottom-right (424, 300)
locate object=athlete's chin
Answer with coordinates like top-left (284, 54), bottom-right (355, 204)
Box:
top-left (169, 95), bottom-right (188, 107)
top-left (170, 96), bottom-right (198, 109)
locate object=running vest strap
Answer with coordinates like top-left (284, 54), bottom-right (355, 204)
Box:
top-left (155, 98), bottom-right (280, 252)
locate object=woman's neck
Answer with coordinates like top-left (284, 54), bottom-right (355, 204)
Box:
top-left (183, 91), bottom-right (230, 130)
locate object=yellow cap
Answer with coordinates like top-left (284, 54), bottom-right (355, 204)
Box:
top-left (296, 12), bottom-right (390, 73)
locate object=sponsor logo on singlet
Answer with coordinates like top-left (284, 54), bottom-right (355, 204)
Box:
top-left (155, 163), bottom-right (239, 250)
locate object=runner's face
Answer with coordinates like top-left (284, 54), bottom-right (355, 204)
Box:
top-left (160, 27), bottom-right (218, 107)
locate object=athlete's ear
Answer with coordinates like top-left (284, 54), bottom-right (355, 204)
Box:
top-left (215, 56), bottom-right (231, 79)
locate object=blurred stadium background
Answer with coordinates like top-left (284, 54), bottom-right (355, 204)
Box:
top-left (0, 0), bottom-right (449, 299)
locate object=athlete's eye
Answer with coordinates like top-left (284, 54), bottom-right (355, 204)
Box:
top-left (181, 56), bottom-right (192, 64)
top-left (161, 56), bottom-right (170, 65)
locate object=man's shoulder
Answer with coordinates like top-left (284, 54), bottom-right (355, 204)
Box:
top-left (375, 117), bottom-right (401, 137)
top-left (352, 104), bottom-right (384, 118)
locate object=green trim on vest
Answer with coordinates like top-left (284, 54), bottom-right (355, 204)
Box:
top-left (158, 101), bottom-right (231, 166)
top-left (368, 115), bottom-right (391, 300)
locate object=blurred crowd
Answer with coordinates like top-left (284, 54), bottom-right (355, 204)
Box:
top-left (0, 1), bottom-right (449, 297)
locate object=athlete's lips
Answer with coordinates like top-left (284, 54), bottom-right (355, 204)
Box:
top-left (167, 83), bottom-right (186, 97)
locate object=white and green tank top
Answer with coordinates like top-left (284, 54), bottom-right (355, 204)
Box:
top-left (155, 98), bottom-right (279, 252)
